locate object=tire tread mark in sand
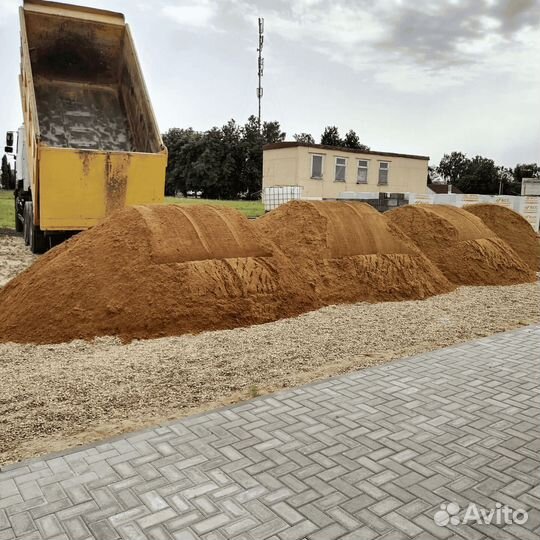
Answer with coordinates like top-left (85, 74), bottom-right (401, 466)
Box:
top-left (174, 205), bottom-right (213, 259)
top-left (135, 205), bottom-right (211, 263)
top-left (205, 205), bottom-right (272, 258)
top-left (206, 205), bottom-right (243, 253)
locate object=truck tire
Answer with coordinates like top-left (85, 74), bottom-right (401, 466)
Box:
top-left (25, 201), bottom-right (47, 254)
top-left (30, 224), bottom-right (47, 255)
top-left (23, 203), bottom-right (30, 245)
top-left (15, 196), bottom-right (23, 233)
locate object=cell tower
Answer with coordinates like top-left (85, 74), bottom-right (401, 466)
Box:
top-left (257, 17), bottom-right (264, 132)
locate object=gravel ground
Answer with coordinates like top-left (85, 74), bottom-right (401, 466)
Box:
top-left (0, 234), bottom-right (36, 287)
top-left (0, 235), bottom-right (539, 466)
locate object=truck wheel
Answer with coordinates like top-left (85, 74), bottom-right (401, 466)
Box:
top-left (30, 223), bottom-right (47, 254)
top-left (15, 196), bottom-right (23, 233)
top-left (23, 203), bottom-right (30, 245)
top-left (25, 201), bottom-right (47, 254)
top-left (30, 225), bottom-right (47, 254)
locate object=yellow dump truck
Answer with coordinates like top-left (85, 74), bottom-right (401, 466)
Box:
top-left (10, 0), bottom-right (167, 252)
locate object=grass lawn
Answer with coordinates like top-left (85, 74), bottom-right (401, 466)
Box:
top-left (164, 197), bottom-right (264, 218)
top-left (0, 192), bottom-right (264, 230)
top-left (0, 191), bottom-right (14, 229)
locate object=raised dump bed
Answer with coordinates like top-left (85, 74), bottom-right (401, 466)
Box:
top-left (16, 0), bottom-right (167, 250)
top-left (386, 204), bottom-right (536, 285)
top-left (25, 2), bottom-right (157, 153)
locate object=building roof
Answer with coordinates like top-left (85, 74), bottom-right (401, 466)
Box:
top-left (263, 142), bottom-right (430, 161)
top-left (428, 184), bottom-right (463, 194)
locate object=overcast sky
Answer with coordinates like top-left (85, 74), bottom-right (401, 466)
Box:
top-left (0, 0), bottom-right (539, 167)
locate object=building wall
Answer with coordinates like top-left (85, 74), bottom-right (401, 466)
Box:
top-left (521, 178), bottom-right (540, 196)
top-left (263, 146), bottom-right (429, 197)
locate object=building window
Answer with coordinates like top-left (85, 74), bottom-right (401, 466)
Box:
top-left (335, 157), bottom-right (347, 182)
top-left (311, 154), bottom-right (323, 179)
top-left (378, 162), bottom-right (389, 185)
top-left (357, 160), bottom-right (368, 184)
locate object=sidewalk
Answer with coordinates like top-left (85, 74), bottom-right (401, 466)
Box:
top-left (0, 326), bottom-right (539, 539)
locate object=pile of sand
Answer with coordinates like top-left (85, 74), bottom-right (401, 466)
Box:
top-left (0, 205), bottom-right (315, 344)
top-left (465, 204), bottom-right (540, 271)
top-left (1, 201), bottom-right (534, 345)
top-left (386, 204), bottom-right (536, 286)
top-left (255, 201), bottom-right (455, 304)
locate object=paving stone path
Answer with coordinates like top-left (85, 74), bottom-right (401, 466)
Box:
top-left (0, 326), bottom-right (539, 540)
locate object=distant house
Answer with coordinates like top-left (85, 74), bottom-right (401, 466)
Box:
top-left (263, 142), bottom-right (430, 199)
top-left (428, 184), bottom-right (463, 194)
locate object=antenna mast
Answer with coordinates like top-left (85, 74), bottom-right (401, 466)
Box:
top-left (257, 17), bottom-right (264, 132)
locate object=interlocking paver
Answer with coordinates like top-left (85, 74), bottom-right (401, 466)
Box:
top-left (1, 326), bottom-right (539, 539)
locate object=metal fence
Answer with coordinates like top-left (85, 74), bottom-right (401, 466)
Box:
top-left (261, 187), bottom-right (540, 231)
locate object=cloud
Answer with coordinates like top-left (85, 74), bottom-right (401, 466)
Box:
top-left (162, 1), bottom-right (217, 30)
top-left (230, 0), bottom-right (540, 92)
top-left (377, 0), bottom-right (540, 67)
top-left (493, 0), bottom-right (540, 32)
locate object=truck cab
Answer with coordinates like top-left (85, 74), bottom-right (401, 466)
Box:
top-left (7, 126), bottom-right (44, 250)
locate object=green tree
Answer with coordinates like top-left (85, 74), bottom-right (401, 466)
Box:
top-left (163, 116), bottom-right (286, 200)
top-left (242, 116), bottom-right (286, 199)
top-left (1, 155), bottom-right (14, 190)
top-left (262, 121), bottom-right (286, 144)
top-left (190, 127), bottom-right (226, 198)
top-left (241, 116), bottom-right (263, 199)
top-left (220, 120), bottom-right (246, 198)
top-left (437, 152), bottom-right (511, 194)
top-left (342, 129), bottom-right (359, 148)
top-left (342, 129), bottom-right (370, 151)
top-left (436, 152), bottom-right (469, 186)
top-left (162, 128), bottom-right (201, 195)
top-left (320, 126), bottom-right (342, 146)
top-left (458, 155), bottom-right (500, 194)
top-left (293, 133), bottom-right (315, 144)
top-left (514, 163), bottom-right (539, 183)
top-left (189, 120), bottom-right (244, 199)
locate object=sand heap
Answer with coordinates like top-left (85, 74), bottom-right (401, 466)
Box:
top-left (0, 205), bottom-right (316, 344)
top-left (255, 201), bottom-right (455, 304)
top-left (387, 204), bottom-right (536, 286)
top-left (2, 201), bottom-right (533, 345)
top-left (465, 204), bottom-right (540, 271)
